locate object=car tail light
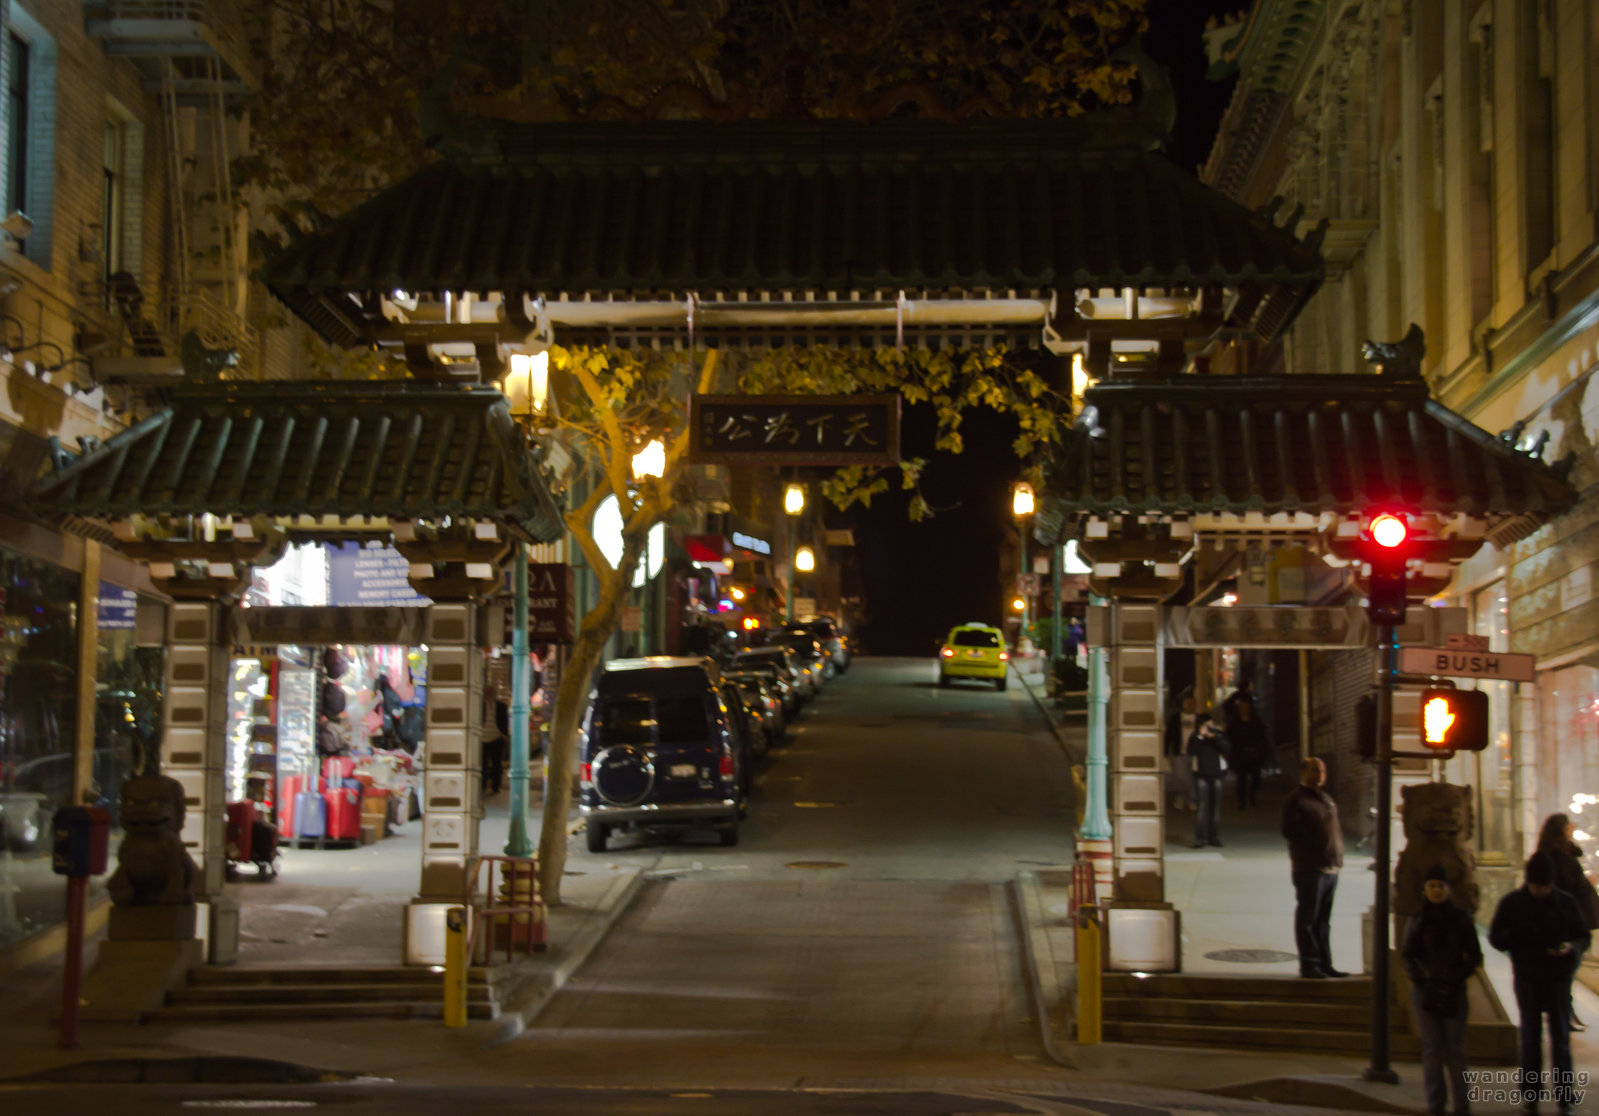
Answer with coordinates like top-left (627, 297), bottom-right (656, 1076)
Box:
top-left (940, 647), bottom-right (954, 658)
top-left (719, 753), bottom-right (735, 780)
top-left (999, 651), bottom-right (1009, 661)
top-left (580, 762), bottom-right (592, 786)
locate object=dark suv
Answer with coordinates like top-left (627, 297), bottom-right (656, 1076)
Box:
top-left (580, 657), bottom-right (743, 852)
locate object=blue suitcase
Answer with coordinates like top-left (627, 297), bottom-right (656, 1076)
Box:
top-left (294, 790), bottom-right (326, 846)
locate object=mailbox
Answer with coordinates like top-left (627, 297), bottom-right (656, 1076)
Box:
top-left (52, 806), bottom-right (111, 877)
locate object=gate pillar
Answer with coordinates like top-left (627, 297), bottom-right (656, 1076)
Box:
top-left (162, 601), bottom-right (237, 962)
top-left (403, 602), bottom-right (484, 964)
top-left (1101, 601), bottom-right (1181, 971)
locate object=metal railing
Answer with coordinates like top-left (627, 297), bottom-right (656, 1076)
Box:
top-left (464, 853), bottom-right (547, 966)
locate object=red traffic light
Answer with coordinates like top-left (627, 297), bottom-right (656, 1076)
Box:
top-left (1418, 688), bottom-right (1490, 752)
top-left (1370, 513), bottom-right (1408, 548)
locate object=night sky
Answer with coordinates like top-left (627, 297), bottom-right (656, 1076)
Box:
top-left (842, 0), bottom-right (1238, 655)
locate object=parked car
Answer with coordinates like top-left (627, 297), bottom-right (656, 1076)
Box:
top-left (938, 622), bottom-right (1010, 690)
top-left (775, 632), bottom-right (831, 686)
top-left (717, 681), bottom-right (764, 781)
top-left (726, 672), bottom-right (786, 745)
top-left (734, 647), bottom-right (811, 707)
top-left (789, 617), bottom-right (849, 673)
top-left (579, 657), bottom-right (742, 852)
top-left (725, 661), bottom-right (797, 719)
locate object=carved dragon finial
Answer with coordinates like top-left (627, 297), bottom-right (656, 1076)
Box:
top-left (1361, 323), bottom-right (1425, 379)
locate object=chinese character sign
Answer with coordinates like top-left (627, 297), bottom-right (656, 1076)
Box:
top-left (687, 394), bottom-right (901, 465)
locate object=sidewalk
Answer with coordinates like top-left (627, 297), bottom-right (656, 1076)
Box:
top-left (1014, 663), bottom-right (1599, 1114)
top-left (0, 788), bottom-right (644, 1084)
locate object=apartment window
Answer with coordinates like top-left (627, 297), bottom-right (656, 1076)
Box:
top-left (5, 32), bottom-right (26, 224)
top-left (102, 118), bottom-right (125, 290)
top-left (1471, 580), bottom-right (1514, 860)
top-left (1521, 2), bottom-right (1556, 271)
top-left (1467, 16), bottom-right (1495, 326)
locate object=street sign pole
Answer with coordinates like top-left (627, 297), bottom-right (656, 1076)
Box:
top-left (1366, 620), bottom-right (1400, 1084)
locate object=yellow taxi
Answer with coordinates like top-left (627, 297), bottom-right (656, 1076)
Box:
top-left (938, 622), bottom-right (1009, 691)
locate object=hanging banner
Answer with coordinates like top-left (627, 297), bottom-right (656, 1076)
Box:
top-left (507, 563), bottom-right (576, 645)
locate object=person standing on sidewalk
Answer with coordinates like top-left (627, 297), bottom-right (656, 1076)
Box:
top-left (1188, 713), bottom-right (1230, 848)
top-left (1281, 756), bottom-right (1348, 979)
top-left (1535, 813), bottom-right (1599, 1033)
top-left (1228, 698), bottom-right (1269, 810)
top-left (1490, 852), bottom-right (1591, 1115)
top-left (1402, 865), bottom-right (1482, 1116)
top-left (1165, 692), bottom-right (1198, 812)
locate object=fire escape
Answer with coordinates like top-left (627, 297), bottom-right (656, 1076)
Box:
top-left (85, 1), bottom-right (258, 378)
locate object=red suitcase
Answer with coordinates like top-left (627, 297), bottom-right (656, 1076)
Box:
top-left (323, 755), bottom-right (356, 783)
top-left (323, 786), bottom-right (362, 841)
top-left (225, 801), bottom-right (256, 862)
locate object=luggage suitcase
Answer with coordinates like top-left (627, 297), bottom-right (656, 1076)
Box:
top-left (225, 801), bottom-right (255, 863)
top-left (295, 790), bottom-right (327, 845)
top-left (249, 819), bottom-right (280, 876)
top-left (323, 786), bottom-right (361, 841)
top-left (323, 755), bottom-right (356, 782)
top-left (279, 775), bottom-right (305, 839)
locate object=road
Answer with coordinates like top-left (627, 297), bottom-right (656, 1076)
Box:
top-left (490, 655), bottom-right (1078, 1087)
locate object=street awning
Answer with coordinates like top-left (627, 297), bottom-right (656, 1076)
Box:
top-left (28, 380), bottom-right (566, 543)
top-left (260, 117), bottom-right (1325, 353)
top-left (1036, 370), bottom-right (1576, 548)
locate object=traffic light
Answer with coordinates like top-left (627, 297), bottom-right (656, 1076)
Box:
top-left (1362, 511), bottom-right (1410, 626)
top-left (1418, 688), bottom-right (1490, 752)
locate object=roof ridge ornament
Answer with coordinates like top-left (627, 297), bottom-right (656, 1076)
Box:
top-left (1361, 323), bottom-right (1425, 379)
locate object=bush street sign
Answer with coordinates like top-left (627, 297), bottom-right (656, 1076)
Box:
top-left (687, 393), bottom-right (900, 465)
top-left (1397, 645), bottom-right (1537, 682)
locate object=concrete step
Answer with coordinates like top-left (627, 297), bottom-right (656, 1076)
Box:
top-left (1103, 1019), bottom-right (1421, 1057)
top-left (1101, 973), bottom-right (1373, 1001)
top-left (189, 965), bottom-right (501, 986)
top-left (167, 982), bottom-right (494, 1005)
top-left (1104, 995), bottom-right (1369, 1028)
top-left (146, 999), bottom-right (498, 1023)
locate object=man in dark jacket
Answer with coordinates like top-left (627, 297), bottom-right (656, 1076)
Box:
top-left (1403, 865), bottom-right (1483, 1116)
top-left (1489, 852), bottom-right (1591, 1115)
top-left (1281, 756), bottom-right (1347, 978)
top-left (1187, 714), bottom-right (1230, 849)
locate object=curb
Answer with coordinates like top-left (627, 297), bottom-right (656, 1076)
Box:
top-left (3, 1056), bottom-right (355, 1085)
top-left (1011, 871), bottom-right (1074, 1069)
top-left (1011, 661), bottom-right (1081, 764)
top-left (489, 866), bottom-right (646, 1044)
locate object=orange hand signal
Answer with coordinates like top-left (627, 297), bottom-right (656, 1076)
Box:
top-left (1423, 696), bottom-right (1456, 745)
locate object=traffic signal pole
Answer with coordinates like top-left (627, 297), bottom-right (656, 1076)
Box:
top-left (1365, 619), bottom-right (1400, 1084)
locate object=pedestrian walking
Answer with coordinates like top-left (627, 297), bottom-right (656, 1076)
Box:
top-left (1535, 813), bottom-right (1599, 1033)
top-left (1281, 756), bottom-right (1348, 979)
top-left (1488, 851), bottom-right (1591, 1115)
top-left (481, 697), bottom-right (509, 796)
top-left (1228, 698), bottom-right (1269, 810)
top-left (1187, 713), bottom-right (1230, 848)
top-left (1402, 865), bottom-right (1483, 1116)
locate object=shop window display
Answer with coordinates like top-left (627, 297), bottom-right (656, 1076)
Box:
top-left (227, 643), bottom-right (426, 850)
top-left (0, 549), bottom-right (81, 946)
top-left (93, 587), bottom-right (164, 827)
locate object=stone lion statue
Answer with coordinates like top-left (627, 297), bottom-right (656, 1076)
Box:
top-left (1394, 781), bottom-right (1478, 917)
top-left (107, 774), bottom-right (197, 907)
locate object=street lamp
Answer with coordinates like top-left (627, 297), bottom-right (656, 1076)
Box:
top-left (784, 483), bottom-right (805, 622)
top-left (631, 438), bottom-right (665, 480)
top-left (795, 545), bottom-right (815, 572)
top-left (1013, 482), bottom-right (1034, 647)
top-left (497, 348), bottom-right (550, 860)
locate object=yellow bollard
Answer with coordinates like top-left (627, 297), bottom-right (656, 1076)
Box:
top-left (1075, 903), bottom-right (1102, 1045)
top-left (443, 905), bottom-right (469, 1028)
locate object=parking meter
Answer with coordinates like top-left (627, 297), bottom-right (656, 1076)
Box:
top-left (52, 805), bottom-right (109, 1051)
top-left (51, 806), bottom-right (111, 878)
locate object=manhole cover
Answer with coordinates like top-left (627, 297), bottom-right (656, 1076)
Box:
top-left (786, 861), bottom-right (847, 870)
top-left (1204, 948), bottom-right (1300, 964)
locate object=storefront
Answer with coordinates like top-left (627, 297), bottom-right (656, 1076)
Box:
top-left (0, 512), bottom-right (167, 953)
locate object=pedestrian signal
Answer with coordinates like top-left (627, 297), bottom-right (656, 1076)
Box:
top-left (1418, 688), bottom-right (1490, 752)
